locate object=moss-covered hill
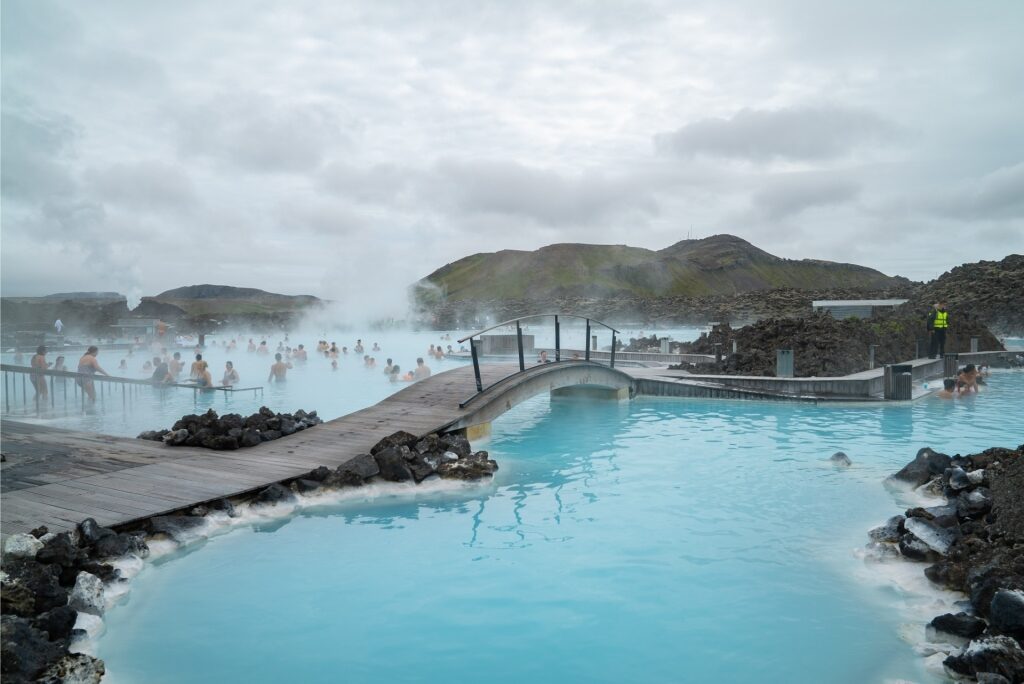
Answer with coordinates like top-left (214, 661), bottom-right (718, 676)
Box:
top-left (138, 284), bottom-right (322, 316)
top-left (414, 234), bottom-right (908, 302)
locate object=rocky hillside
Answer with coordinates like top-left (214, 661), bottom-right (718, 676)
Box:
top-left (415, 234), bottom-right (908, 302)
top-left (143, 284), bottom-right (321, 316)
top-left (902, 254), bottom-right (1024, 337)
top-left (0, 294), bottom-right (129, 340)
top-left (670, 312), bottom-right (1004, 377)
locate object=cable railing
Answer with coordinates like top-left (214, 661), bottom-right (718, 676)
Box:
top-left (0, 363), bottom-right (263, 416)
top-left (456, 313), bottom-right (621, 403)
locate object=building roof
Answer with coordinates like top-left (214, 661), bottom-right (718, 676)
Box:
top-left (812, 299), bottom-right (908, 307)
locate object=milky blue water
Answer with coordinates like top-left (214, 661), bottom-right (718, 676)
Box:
top-left (95, 370), bottom-right (1024, 684)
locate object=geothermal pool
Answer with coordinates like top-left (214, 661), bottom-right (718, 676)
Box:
top-left (90, 370), bottom-right (1024, 683)
top-left (1, 325), bottom-right (701, 437)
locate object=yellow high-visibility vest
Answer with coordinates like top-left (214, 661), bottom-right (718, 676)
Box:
top-left (934, 310), bottom-right (949, 329)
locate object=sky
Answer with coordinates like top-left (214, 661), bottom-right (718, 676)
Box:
top-left (2, 0), bottom-right (1023, 315)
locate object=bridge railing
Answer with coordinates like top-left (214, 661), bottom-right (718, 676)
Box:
top-left (0, 363), bottom-right (263, 417)
top-left (456, 313), bottom-right (621, 402)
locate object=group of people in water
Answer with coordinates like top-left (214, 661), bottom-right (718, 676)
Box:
top-left (934, 363), bottom-right (989, 399)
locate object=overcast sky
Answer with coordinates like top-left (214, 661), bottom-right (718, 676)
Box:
top-left (2, 0), bottom-right (1022, 314)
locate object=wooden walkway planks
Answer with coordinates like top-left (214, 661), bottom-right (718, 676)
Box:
top-left (0, 363), bottom-right (523, 539)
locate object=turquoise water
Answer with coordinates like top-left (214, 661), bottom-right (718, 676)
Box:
top-left (95, 371), bottom-right (1024, 683)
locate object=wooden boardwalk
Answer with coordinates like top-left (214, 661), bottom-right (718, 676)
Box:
top-left (0, 363), bottom-right (524, 539)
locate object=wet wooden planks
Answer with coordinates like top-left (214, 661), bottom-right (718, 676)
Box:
top-left (0, 363), bottom-right (520, 539)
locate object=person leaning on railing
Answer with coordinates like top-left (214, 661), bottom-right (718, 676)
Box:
top-left (30, 345), bottom-right (51, 399)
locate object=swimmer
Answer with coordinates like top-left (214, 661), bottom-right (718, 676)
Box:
top-left (118, 358), bottom-right (128, 371)
top-left (53, 356), bottom-right (66, 372)
top-left (372, 343), bottom-right (381, 352)
top-left (957, 364), bottom-right (980, 394)
top-left (169, 352), bottom-right (183, 380)
top-left (222, 361), bottom-right (239, 387)
top-left (294, 344), bottom-right (308, 362)
top-left (389, 365), bottom-right (401, 383)
top-left (248, 339), bottom-right (257, 352)
top-left (190, 354), bottom-right (204, 379)
top-left (354, 339), bottom-right (364, 354)
top-left (196, 361), bottom-right (213, 389)
top-left (76, 346), bottom-right (109, 403)
top-left (268, 353), bottom-right (292, 382)
top-left (331, 359), bottom-right (338, 371)
top-left (537, 350), bottom-right (550, 363)
top-left (935, 378), bottom-right (957, 399)
top-left (368, 357), bottom-right (376, 368)
top-left (342, 346), bottom-right (349, 355)
top-left (383, 358), bottom-right (394, 375)
top-left (363, 354), bottom-right (371, 367)
top-left (413, 357), bottom-right (431, 380)
top-left (142, 360), bottom-right (153, 372)
top-left (30, 345), bottom-right (50, 399)
top-left (151, 357), bottom-right (172, 384)
top-left (258, 341), bottom-right (269, 355)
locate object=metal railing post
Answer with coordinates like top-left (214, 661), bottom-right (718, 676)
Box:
top-left (4, 372), bottom-right (9, 413)
top-left (470, 339), bottom-right (483, 393)
top-left (516, 321), bottom-right (525, 372)
top-left (585, 320), bottom-right (591, 362)
top-left (554, 315), bottom-right (561, 362)
top-left (610, 332), bottom-right (617, 368)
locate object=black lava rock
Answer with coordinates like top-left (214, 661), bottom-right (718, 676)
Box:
top-left (373, 447), bottom-right (414, 482)
top-left (253, 483), bottom-right (295, 506)
top-left (0, 560), bottom-right (67, 617)
top-left (31, 607), bottom-right (78, 642)
top-left (0, 615), bottom-right (67, 682)
top-left (371, 431), bottom-right (420, 455)
top-left (890, 447), bottom-right (952, 488)
top-left (989, 589), bottom-right (1024, 641)
top-left (929, 612), bottom-right (987, 639)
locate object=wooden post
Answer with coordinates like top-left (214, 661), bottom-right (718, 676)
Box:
top-left (585, 320), bottom-right (591, 362)
top-left (470, 339), bottom-right (483, 392)
top-left (554, 316), bottom-right (561, 362)
top-left (516, 321), bottom-right (525, 372)
top-left (610, 332), bottom-right (617, 368)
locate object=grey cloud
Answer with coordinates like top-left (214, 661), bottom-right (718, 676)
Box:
top-left (429, 159), bottom-right (659, 226)
top-left (926, 163), bottom-right (1024, 220)
top-left (84, 161), bottom-right (197, 212)
top-left (319, 162), bottom-right (418, 205)
top-left (176, 94), bottom-right (349, 173)
top-left (0, 104), bottom-right (79, 201)
top-left (754, 175), bottom-right (861, 219)
top-left (654, 105), bottom-right (898, 162)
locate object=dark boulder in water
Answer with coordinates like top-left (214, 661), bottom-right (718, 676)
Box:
top-left (208, 498), bottom-right (237, 517)
top-left (957, 487), bottom-right (993, 518)
top-left (889, 447), bottom-right (952, 487)
top-left (440, 433), bottom-right (472, 458)
top-left (253, 483), bottom-right (295, 506)
top-left (292, 479), bottom-right (321, 494)
top-left (374, 447), bottom-right (414, 482)
top-left (31, 606), bottom-right (78, 642)
top-left (436, 451), bottom-right (499, 481)
top-left (944, 635), bottom-right (1024, 682)
top-left (306, 466), bottom-right (331, 482)
top-left (898, 532), bottom-right (937, 562)
top-left (371, 431), bottom-right (420, 455)
top-left (338, 453), bottom-right (380, 480)
top-left (868, 515), bottom-right (905, 543)
top-left (149, 515), bottom-right (205, 541)
top-left (989, 589), bottom-right (1024, 641)
top-left (36, 652), bottom-right (106, 684)
top-left (324, 468), bottom-right (365, 489)
top-left (35, 533), bottom-right (86, 571)
top-left (929, 612), bottom-right (986, 639)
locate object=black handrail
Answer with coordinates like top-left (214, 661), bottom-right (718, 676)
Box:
top-left (455, 313), bottom-right (621, 404)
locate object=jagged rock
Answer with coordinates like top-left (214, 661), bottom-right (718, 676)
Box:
top-left (67, 572), bottom-right (104, 616)
top-left (929, 612), bottom-right (987, 639)
top-left (30, 526), bottom-right (49, 538)
top-left (340, 454), bottom-right (380, 480)
top-left (975, 673), bottom-right (1011, 684)
top-left (149, 515), bottom-right (205, 541)
top-left (948, 466), bottom-right (972, 490)
top-left (306, 466), bottom-right (331, 482)
top-left (989, 589), bottom-right (1024, 641)
top-left (1, 560), bottom-right (68, 616)
top-left (77, 562), bottom-right (119, 583)
top-left (868, 516), bottom-right (906, 543)
top-left (36, 653), bottom-right (105, 684)
top-left (162, 429), bottom-right (189, 446)
top-left (323, 468), bottom-right (364, 489)
top-left (904, 517), bottom-right (961, 555)
top-left (32, 607), bottom-right (78, 641)
top-left (829, 451), bottom-right (852, 466)
top-left (863, 541), bottom-right (901, 562)
top-left (208, 498), bottom-right (237, 517)
top-left (3, 533), bottom-right (44, 559)
top-left (968, 469), bottom-right (986, 485)
top-left (373, 447), bottom-right (414, 482)
top-left (436, 451), bottom-right (499, 481)
top-left (898, 532), bottom-right (938, 562)
top-left (958, 488), bottom-right (994, 518)
top-left (0, 615), bottom-right (67, 682)
top-left (279, 418), bottom-right (297, 436)
top-left (414, 434), bottom-right (444, 455)
top-left (890, 447), bottom-right (952, 488)
top-left (371, 431), bottom-right (420, 455)
top-left (91, 532), bottom-right (146, 560)
top-left (189, 505), bottom-right (209, 517)
top-left (77, 519), bottom-right (115, 545)
top-left (293, 479), bottom-right (321, 494)
top-left (136, 429), bottom-right (168, 442)
top-left (253, 483), bottom-right (295, 506)
top-left (35, 533), bottom-right (84, 570)
top-left (440, 433), bottom-right (472, 458)
top-left (203, 435), bottom-right (239, 450)
top-left (944, 635), bottom-right (1024, 682)
top-left (239, 428), bottom-right (262, 448)
top-left (260, 429), bottom-right (282, 442)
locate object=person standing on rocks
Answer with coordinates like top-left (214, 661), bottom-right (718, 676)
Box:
top-left (927, 300), bottom-right (950, 359)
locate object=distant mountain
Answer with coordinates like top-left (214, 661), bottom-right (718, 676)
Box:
top-left (41, 292), bottom-right (125, 301)
top-left (139, 284), bottom-right (321, 317)
top-left (415, 234), bottom-right (909, 302)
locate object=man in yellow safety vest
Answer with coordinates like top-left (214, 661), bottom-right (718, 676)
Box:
top-left (927, 300), bottom-right (950, 358)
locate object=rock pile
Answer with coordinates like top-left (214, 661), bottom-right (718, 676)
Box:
top-left (671, 312), bottom-right (1004, 377)
top-left (137, 407), bottom-right (323, 450)
top-left (869, 445), bottom-right (1024, 682)
top-left (1, 519), bottom-right (150, 683)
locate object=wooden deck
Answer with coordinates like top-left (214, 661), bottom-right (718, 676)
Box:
top-left (0, 363), bottom-right (524, 539)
